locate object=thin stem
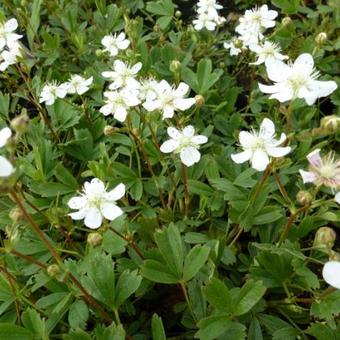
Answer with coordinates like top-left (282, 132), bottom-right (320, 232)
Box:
top-left (181, 163), bottom-right (189, 217)
top-left (229, 226), bottom-right (243, 247)
top-left (269, 166), bottom-right (291, 204)
top-left (180, 282), bottom-right (196, 322)
top-left (114, 309), bottom-right (121, 325)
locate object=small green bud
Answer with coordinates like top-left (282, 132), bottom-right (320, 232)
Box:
top-left (104, 125), bottom-right (115, 136)
top-left (87, 232), bottom-right (103, 247)
top-left (169, 60), bottom-right (181, 73)
top-left (175, 10), bottom-right (182, 18)
top-left (47, 264), bottom-right (61, 277)
top-left (296, 190), bottom-right (312, 206)
top-left (320, 115), bottom-right (340, 133)
top-left (10, 114), bottom-right (29, 134)
top-left (315, 32), bottom-right (327, 45)
top-left (195, 95), bottom-right (205, 107)
top-left (96, 49), bottom-right (103, 57)
top-left (314, 227), bottom-right (336, 250)
top-left (282, 17), bottom-right (292, 26)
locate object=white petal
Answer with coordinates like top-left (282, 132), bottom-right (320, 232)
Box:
top-left (100, 202), bottom-right (123, 220)
top-left (114, 106), bottom-right (128, 122)
top-left (258, 83), bottom-right (281, 94)
top-left (309, 80), bottom-right (337, 98)
top-left (84, 178), bottom-right (105, 196)
top-left (259, 118), bottom-right (275, 139)
top-left (269, 86), bottom-right (294, 103)
top-left (143, 100), bottom-right (160, 112)
top-left (180, 147), bottom-right (201, 167)
top-left (5, 19), bottom-right (18, 32)
top-left (175, 82), bottom-right (189, 96)
top-left (322, 261), bottom-right (340, 289)
top-left (174, 98), bottom-right (196, 111)
top-left (335, 192), bottom-right (340, 204)
top-left (160, 140), bottom-right (179, 153)
top-left (68, 196), bottom-right (87, 209)
top-left (239, 131), bottom-right (256, 148)
top-left (299, 169), bottom-right (317, 184)
top-left (231, 150), bottom-right (252, 164)
top-left (192, 135), bottom-right (208, 145)
top-left (306, 149), bottom-right (322, 167)
top-left (293, 53), bottom-right (314, 75)
top-left (0, 127), bottom-right (12, 147)
top-left (251, 149), bottom-right (269, 171)
top-left (265, 59), bottom-right (291, 82)
top-left (131, 62), bottom-right (142, 74)
top-left (162, 105), bottom-right (175, 119)
top-left (182, 125), bottom-right (195, 137)
top-left (167, 127), bottom-right (181, 139)
top-left (266, 146), bottom-right (291, 157)
top-left (69, 209), bottom-right (87, 220)
top-left (84, 207), bottom-right (103, 229)
top-left (105, 183), bottom-right (125, 201)
top-left (0, 156), bottom-right (14, 177)
top-left (272, 133), bottom-right (287, 146)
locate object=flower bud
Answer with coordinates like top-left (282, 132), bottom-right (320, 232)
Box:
top-left (104, 125), bottom-right (115, 136)
top-left (195, 95), bottom-right (205, 107)
top-left (10, 114), bottom-right (29, 134)
top-left (47, 264), bottom-right (61, 277)
top-left (87, 232), bottom-right (103, 247)
top-left (315, 32), bottom-right (327, 45)
top-left (296, 190), bottom-right (312, 206)
top-left (282, 17), bottom-right (292, 26)
top-left (175, 10), bottom-right (182, 18)
top-left (9, 207), bottom-right (24, 223)
top-left (169, 60), bottom-right (181, 73)
top-left (96, 49), bottom-right (103, 57)
top-left (320, 115), bottom-right (340, 133)
top-left (314, 227), bottom-right (336, 250)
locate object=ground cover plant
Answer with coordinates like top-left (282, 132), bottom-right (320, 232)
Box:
top-left (0, 0), bottom-right (339, 338)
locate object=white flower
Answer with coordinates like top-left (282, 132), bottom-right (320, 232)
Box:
top-left (102, 60), bottom-right (142, 90)
top-left (0, 18), bottom-right (22, 50)
top-left (224, 39), bottom-right (242, 56)
top-left (39, 81), bottom-right (68, 105)
top-left (0, 45), bottom-right (21, 71)
top-left (249, 40), bottom-right (288, 65)
top-left (68, 178), bottom-right (125, 229)
top-left (0, 127), bottom-right (14, 177)
top-left (322, 261), bottom-right (340, 289)
top-left (160, 125), bottom-right (208, 167)
top-left (193, 0), bottom-right (225, 31)
top-left (236, 5), bottom-right (278, 46)
top-left (100, 89), bottom-right (140, 122)
top-left (65, 75), bottom-right (93, 95)
top-left (299, 149), bottom-right (340, 191)
top-left (143, 80), bottom-right (195, 119)
top-left (258, 53), bottom-right (338, 105)
top-left (138, 78), bottom-right (159, 102)
top-left (231, 118), bottom-right (291, 171)
top-left (197, 0), bottom-right (222, 16)
top-left (193, 13), bottom-right (218, 31)
top-left (101, 32), bottom-right (130, 57)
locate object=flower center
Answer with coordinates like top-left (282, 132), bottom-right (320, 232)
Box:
top-left (320, 164), bottom-right (336, 178)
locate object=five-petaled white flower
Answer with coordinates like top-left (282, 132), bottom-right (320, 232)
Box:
top-left (102, 60), bottom-right (142, 90)
top-left (0, 18), bottom-right (22, 50)
top-left (68, 178), bottom-right (125, 229)
top-left (250, 40), bottom-right (288, 65)
top-left (100, 89), bottom-right (140, 122)
top-left (160, 125), bottom-right (208, 167)
top-left (322, 261), bottom-right (340, 289)
top-left (0, 127), bottom-right (14, 177)
top-left (236, 5), bottom-right (278, 46)
top-left (258, 53), bottom-right (338, 105)
top-left (39, 81), bottom-right (68, 105)
top-left (193, 0), bottom-right (225, 31)
top-left (231, 118), bottom-right (291, 171)
top-left (65, 75), bottom-right (93, 95)
top-left (299, 149), bottom-right (340, 191)
top-left (143, 80), bottom-right (195, 119)
top-left (101, 32), bottom-right (130, 57)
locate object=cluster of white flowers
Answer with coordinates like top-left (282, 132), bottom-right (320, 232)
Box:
top-left (0, 18), bottom-right (22, 71)
top-left (259, 53), bottom-right (338, 105)
top-left (0, 127), bottom-right (14, 177)
top-left (68, 178), bottom-right (125, 229)
top-left (193, 0), bottom-right (226, 31)
top-left (39, 75), bottom-right (93, 105)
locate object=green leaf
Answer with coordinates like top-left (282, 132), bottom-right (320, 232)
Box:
top-left (142, 260), bottom-right (179, 284)
top-left (68, 300), bottom-right (89, 330)
top-left (115, 270), bottom-right (142, 308)
top-left (311, 290), bottom-right (340, 319)
top-left (27, 0), bottom-right (43, 49)
top-left (233, 280), bottom-right (266, 316)
top-left (204, 278), bottom-right (232, 313)
top-left (146, 0), bottom-right (174, 16)
top-left (54, 163), bottom-right (78, 189)
top-left (196, 59), bottom-right (223, 93)
top-left (102, 230), bottom-right (128, 255)
top-left (21, 308), bottom-right (47, 340)
top-left (253, 206), bottom-right (283, 225)
top-left (154, 224), bottom-right (184, 278)
top-left (102, 323), bottom-right (126, 340)
top-left (188, 180), bottom-right (214, 196)
top-left (195, 315), bottom-right (231, 340)
top-left (152, 314), bottom-right (166, 340)
top-left (183, 245), bottom-right (210, 281)
top-left (272, 0), bottom-right (300, 14)
top-left (306, 323), bottom-right (337, 340)
top-left (0, 324), bottom-right (34, 340)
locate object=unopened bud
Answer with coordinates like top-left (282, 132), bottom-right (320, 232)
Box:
top-left (320, 115), bottom-right (340, 133)
top-left (282, 17), bottom-right (292, 26)
top-left (175, 10), bottom-right (182, 18)
top-left (195, 95), bottom-right (205, 107)
top-left (315, 32), bottom-right (327, 45)
top-left (95, 49), bottom-right (103, 57)
top-left (11, 114), bottom-right (29, 134)
top-left (47, 264), bottom-right (60, 277)
top-left (87, 232), bottom-right (103, 247)
top-left (233, 38), bottom-right (243, 48)
top-left (9, 207), bottom-right (24, 223)
top-left (296, 190), bottom-right (312, 206)
top-left (314, 227), bottom-right (336, 250)
top-left (169, 60), bottom-right (181, 73)
top-left (104, 125), bottom-right (115, 136)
